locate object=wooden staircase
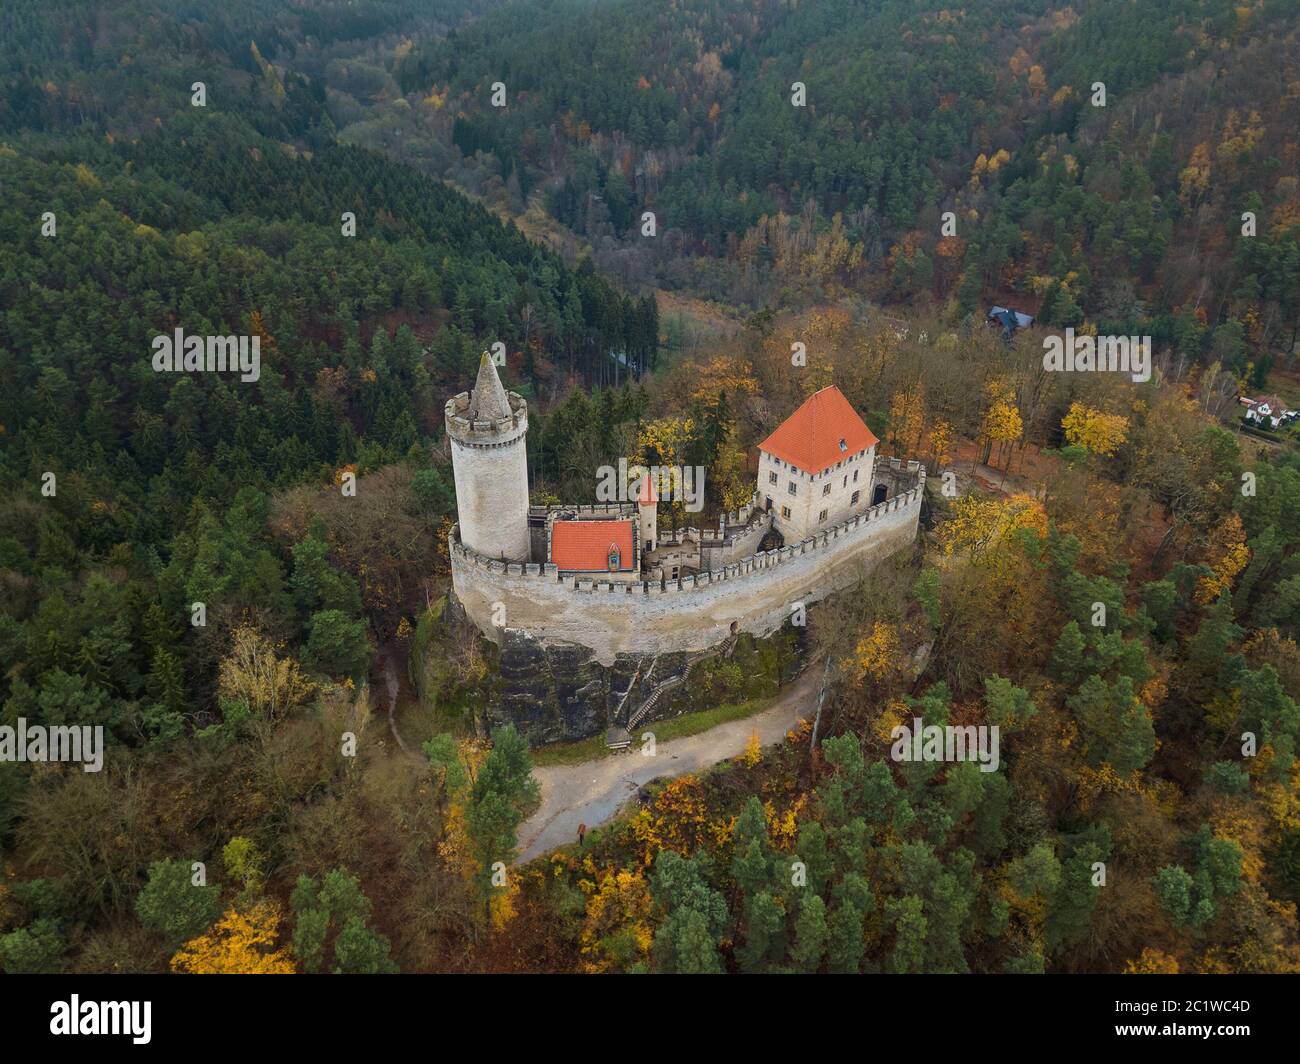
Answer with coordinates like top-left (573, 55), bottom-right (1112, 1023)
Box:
top-left (618, 631), bottom-right (741, 737)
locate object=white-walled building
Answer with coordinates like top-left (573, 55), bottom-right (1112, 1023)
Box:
top-left (1243, 395), bottom-right (1297, 430)
top-left (756, 385), bottom-right (881, 543)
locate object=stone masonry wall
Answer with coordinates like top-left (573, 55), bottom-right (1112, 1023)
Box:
top-left (451, 466), bottom-right (924, 666)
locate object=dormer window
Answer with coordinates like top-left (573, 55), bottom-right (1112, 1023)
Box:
top-left (838, 438), bottom-right (847, 452)
top-left (607, 544), bottom-right (621, 572)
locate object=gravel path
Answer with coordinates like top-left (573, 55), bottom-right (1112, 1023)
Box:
top-left (515, 667), bottom-right (821, 863)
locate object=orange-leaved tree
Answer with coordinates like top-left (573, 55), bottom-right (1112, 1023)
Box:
top-left (170, 900), bottom-right (295, 974)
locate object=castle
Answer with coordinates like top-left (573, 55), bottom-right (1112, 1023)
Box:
top-left (445, 356), bottom-right (925, 739)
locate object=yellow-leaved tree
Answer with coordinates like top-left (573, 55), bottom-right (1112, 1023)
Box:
top-left (940, 493), bottom-right (1049, 573)
top-left (634, 416), bottom-right (697, 527)
top-left (170, 900), bottom-right (295, 975)
top-left (578, 869), bottom-right (654, 973)
top-left (1124, 948), bottom-right (1180, 974)
top-left (1061, 401), bottom-right (1129, 458)
top-left (926, 420), bottom-right (953, 474)
top-left (1179, 142), bottom-right (1213, 205)
top-left (846, 620), bottom-right (903, 685)
top-left (218, 622), bottom-right (313, 725)
top-left (635, 416), bottom-right (693, 469)
top-left (1196, 511), bottom-right (1250, 604)
top-left (980, 380), bottom-right (1023, 473)
top-left (888, 383), bottom-right (927, 457)
top-left (690, 353), bottom-right (759, 405)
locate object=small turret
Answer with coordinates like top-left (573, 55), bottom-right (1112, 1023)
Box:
top-left (636, 469), bottom-right (658, 554)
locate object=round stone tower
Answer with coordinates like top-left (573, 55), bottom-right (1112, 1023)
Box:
top-left (445, 353), bottom-right (531, 563)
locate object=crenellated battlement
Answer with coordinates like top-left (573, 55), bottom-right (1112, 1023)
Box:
top-left (453, 462), bottom-right (922, 592)
top-left (529, 502), bottom-right (636, 519)
top-left (445, 356), bottom-right (925, 666)
top-left (446, 354), bottom-right (532, 562)
top-left (450, 461), bottom-right (924, 664)
top-left (445, 390), bottom-right (529, 447)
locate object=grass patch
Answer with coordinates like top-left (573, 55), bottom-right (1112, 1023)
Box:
top-left (530, 693), bottom-right (778, 767)
top-left (653, 696), bottom-right (779, 743)
top-left (529, 733), bottom-right (611, 767)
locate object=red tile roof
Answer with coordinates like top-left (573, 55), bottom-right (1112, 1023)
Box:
top-left (551, 519), bottom-right (635, 572)
top-left (1249, 395), bottom-right (1290, 412)
top-left (635, 472), bottom-right (658, 505)
top-left (758, 385), bottom-right (879, 475)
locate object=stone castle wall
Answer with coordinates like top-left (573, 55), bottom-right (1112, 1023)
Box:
top-left (701, 510), bottom-right (773, 570)
top-left (451, 464), bottom-right (925, 666)
top-left (647, 493), bottom-right (773, 574)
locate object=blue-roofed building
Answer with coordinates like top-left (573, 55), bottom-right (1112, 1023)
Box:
top-left (987, 306), bottom-right (1034, 339)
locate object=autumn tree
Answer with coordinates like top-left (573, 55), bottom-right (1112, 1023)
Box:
top-left (170, 900), bottom-right (295, 975)
top-left (218, 622), bottom-right (313, 726)
top-left (1061, 401), bottom-right (1129, 458)
top-left (888, 382), bottom-right (926, 457)
top-left (979, 381), bottom-right (1023, 475)
top-left (578, 869), bottom-right (654, 973)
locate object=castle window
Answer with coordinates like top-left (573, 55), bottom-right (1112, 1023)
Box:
top-left (822, 484), bottom-right (830, 496)
top-left (853, 469), bottom-right (859, 482)
top-left (769, 471), bottom-right (778, 485)
top-left (787, 481), bottom-right (797, 496)
top-left (842, 476), bottom-right (847, 488)
top-left (781, 506), bottom-right (791, 519)
top-left (818, 509), bottom-right (828, 522)
top-left (851, 491), bottom-right (860, 506)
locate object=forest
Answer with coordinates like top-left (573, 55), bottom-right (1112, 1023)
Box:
top-left (394, 0), bottom-right (1300, 379)
top-left (0, 0), bottom-right (1298, 976)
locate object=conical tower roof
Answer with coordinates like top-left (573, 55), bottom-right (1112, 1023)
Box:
top-left (466, 352), bottom-right (511, 421)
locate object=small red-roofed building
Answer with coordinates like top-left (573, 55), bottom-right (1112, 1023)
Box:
top-left (549, 517), bottom-right (637, 576)
top-left (757, 385), bottom-right (881, 542)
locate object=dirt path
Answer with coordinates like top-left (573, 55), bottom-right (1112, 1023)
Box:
top-left (515, 667), bottom-right (822, 863)
top-left (375, 642), bottom-right (420, 761)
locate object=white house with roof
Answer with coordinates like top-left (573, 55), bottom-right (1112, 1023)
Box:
top-left (1243, 394), bottom-right (1297, 430)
